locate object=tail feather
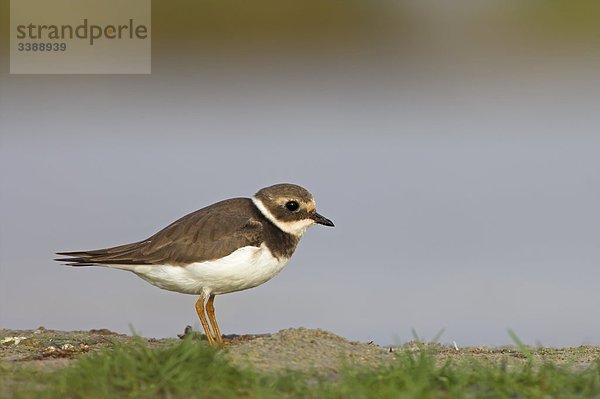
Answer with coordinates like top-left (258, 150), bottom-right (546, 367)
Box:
top-left (55, 242), bottom-right (152, 267)
top-left (54, 256), bottom-right (96, 266)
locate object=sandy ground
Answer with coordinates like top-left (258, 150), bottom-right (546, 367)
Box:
top-left (1, 327), bottom-right (599, 375)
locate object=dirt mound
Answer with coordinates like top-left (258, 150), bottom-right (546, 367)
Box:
top-left (225, 327), bottom-right (393, 373)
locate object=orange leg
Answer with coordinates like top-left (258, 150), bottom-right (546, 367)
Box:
top-left (206, 294), bottom-right (223, 345)
top-left (195, 292), bottom-right (216, 346)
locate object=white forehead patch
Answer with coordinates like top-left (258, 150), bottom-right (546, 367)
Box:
top-left (252, 197), bottom-right (315, 237)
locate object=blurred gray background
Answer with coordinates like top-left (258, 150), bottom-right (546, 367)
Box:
top-left (1, 0), bottom-right (599, 347)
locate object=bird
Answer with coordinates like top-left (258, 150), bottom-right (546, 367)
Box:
top-left (55, 183), bottom-right (334, 346)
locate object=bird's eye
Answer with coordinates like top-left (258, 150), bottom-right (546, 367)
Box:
top-left (285, 201), bottom-right (300, 211)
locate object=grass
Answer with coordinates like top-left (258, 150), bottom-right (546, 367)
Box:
top-left (328, 351), bottom-right (600, 398)
top-left (2, 337), bottom-right (600, 399)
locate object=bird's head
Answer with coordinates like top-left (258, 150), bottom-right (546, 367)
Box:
top-left (253, 183), bottom-right (334, 237)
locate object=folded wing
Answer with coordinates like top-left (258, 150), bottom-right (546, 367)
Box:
top-left (55, 198), bottom-right (264, 267)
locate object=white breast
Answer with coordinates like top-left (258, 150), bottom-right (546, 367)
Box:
top-left (128, 243), bottom-right (289, 295)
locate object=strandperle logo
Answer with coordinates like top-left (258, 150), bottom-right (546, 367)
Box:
top-left (10, 0), bottom-right (151, 74)
top-left (15, 19), bottom-right (149, 46)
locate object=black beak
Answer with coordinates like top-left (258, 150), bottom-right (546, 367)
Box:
top-left (312, 212), bottom-right (334, 227)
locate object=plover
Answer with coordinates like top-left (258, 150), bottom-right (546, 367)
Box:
top-left (56, 183), bottom-right (334, 345)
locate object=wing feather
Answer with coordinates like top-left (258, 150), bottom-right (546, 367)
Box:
top-left (55, 198), bottom-right (263, 267)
